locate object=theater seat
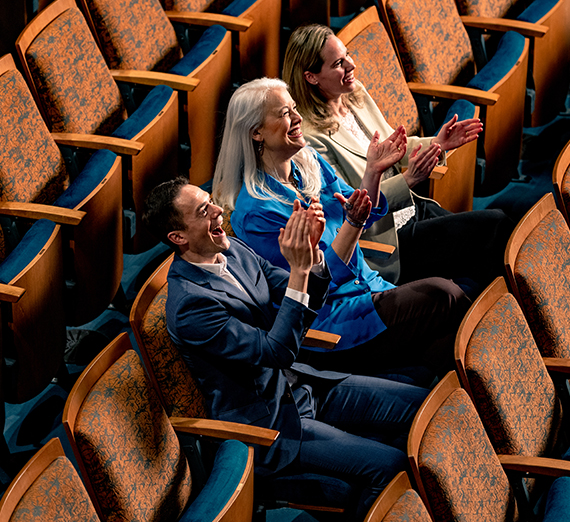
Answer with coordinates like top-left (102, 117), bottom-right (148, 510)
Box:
top-left (78, 0), bottom-right (233, 188)
top-left (0, 438), bottom-right (101, 522)
top-left (408, 372), bottom-right (570, 521)
top-left (378, 0), bottom-right (530, 196)
top-left (16, 0), bottom-right (180, 253)
top-left (62, 332), bottom-right (262, 522)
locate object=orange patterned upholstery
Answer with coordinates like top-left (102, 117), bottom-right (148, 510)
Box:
top-left (419, 387), bottom-right (516, 521)
top-left (455, 0), bottom-right (518, 18)
top-left (513, 208), bottom-right (570, 358)
top-left (464, 291), bottom-right (562, 458)
top-left (83, 0), bottom-right (182, 72)
top-left (381, 490), bottom-right (432, 522)
top-left (9, 456), bottom-right (100, 522)
top-left (163, 0), bottom-right (230, 11)
top-left (0, 69), bottom-right (68, 206)
top-left (140, 283), bottom-right (208, 418)
top-left (345, 20), bottom-right (421, 137)
top-left (73, 349), bottom-right (192, 521)
top-left (24, 6), bottom-right (126, 135)
top-left (384, 0), bottom-right (475, 87)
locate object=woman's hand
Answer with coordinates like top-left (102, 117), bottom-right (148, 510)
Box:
top-left (433, 114), bottom-right (482, 151)
top-left (402, 143), bottom-right (441, 189)
top-left (366, 126), bottom-right (407, 176)
top-left (334, 188), bottom-right (372, 226)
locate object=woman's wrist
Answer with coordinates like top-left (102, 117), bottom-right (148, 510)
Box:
top-left (345, 215), bottom-right (367, 228)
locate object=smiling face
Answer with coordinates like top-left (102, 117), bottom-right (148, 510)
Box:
top-left (253, 87), bottom-right (306, 165)
top-left (305, 35), bottom-right (356, 101)
top-left (168, 184), bottom-right (230, 264)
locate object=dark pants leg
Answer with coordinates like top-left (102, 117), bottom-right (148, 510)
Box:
top-left (288, 375), bottom-right (429, 520)
top-left (398, 200), bottom-right (514, 291)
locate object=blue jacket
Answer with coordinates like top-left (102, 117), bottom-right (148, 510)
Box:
top-left (166, 237), bottom-right (347, 475)
top-left (231, 151), bottom-right (395, 350)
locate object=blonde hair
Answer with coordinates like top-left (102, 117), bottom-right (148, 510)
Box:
top-left (283, 24), bottom-right (364, 134)
top-left (213, 78), bottom-right (322, 210)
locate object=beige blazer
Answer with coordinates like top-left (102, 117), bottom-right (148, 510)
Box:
top-left (304, 84), bottom-right (440, 283)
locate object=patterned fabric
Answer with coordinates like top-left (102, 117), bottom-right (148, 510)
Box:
top-left (74, 350), bottom-right (192, 522)
top-left (561, 165), bottom-right (570, 224)
top-left (0, 69), bottom-right (68, 205)
top-left (455, 0), bottom-right (518, 18)
top-left (85, 0), bottom-right (183, 72)
top-left (25, 7), bottom-right (126, 135)
top-left (384, 0), bottom-right (475, 87)
top-left (465, 293), bottom-right (562, 458)
top-left (10, 456), bottom-right (100, 522)
top-left (347, 23), bottom-right (421, 136)
top-left (382, 489), bottom-right (432, 522)
top-left (141, 284), bottom-right (208, 418)
top-left (221, 206), bottom-right (236, 237)
top-left (419, 388), bottom-right (516, 521)
top-left (514, 209), bottom-right (570, 358)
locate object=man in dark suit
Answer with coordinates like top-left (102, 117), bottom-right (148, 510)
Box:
top-left (142, 177), bottom-right (429, 520)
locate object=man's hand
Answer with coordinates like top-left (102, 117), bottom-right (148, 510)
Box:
top-left (306, 196), bottom-right (325, 262)
top-left (279, 200), bottom-right (314, 275)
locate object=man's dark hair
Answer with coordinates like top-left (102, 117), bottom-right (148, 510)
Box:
top-left (142, 177), bottom-right (190, 252)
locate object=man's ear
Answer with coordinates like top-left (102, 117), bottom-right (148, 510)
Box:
top-left (252, 128), bottom-right (263, 143)
top-left (167, 230), bottom-right (187, 247)
top-left (304, 70), bottom-right (318, 86)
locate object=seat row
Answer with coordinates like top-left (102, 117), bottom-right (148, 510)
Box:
top-left (4, 181), bottom-right (570, 520)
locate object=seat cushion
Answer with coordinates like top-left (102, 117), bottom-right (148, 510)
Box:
top-left (466, 31), bottom-right (527, 92)
top-left (180, 439), bottom-right (249, 521)
top-left (518, 0), bottom-right (561, 23)
top-left (0, 219), bottom-right (58, 284)
top-left (112, 85), bottom-right (175, 140)
top-left (383, 489), bottom-right (432, 522)
top-left (543, 476), bottom-right (570, 521)
top-left (168, 25), bottom-right (227, 77)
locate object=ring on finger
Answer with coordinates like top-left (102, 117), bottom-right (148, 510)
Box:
top-left (344, 201), bottom-right (354, 211)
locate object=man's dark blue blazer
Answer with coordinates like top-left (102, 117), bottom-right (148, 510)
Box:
top-left (166, 237), bottom-right (348, 475)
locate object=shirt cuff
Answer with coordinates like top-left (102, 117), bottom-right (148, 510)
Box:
top-left (285, 287), bottom-right (310, 308)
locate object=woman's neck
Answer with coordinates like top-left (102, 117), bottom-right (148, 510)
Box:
top-left (328, 95), bottom-right (348, 120)
top-left (262, 155), bottom-right (292, 183)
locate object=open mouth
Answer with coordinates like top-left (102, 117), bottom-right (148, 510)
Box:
top-left (211, 224), bottom-right (225, 237)
top-left (288, 127), bottom-right (303, 138)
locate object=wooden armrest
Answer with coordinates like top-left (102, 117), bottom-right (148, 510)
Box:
top-left (0, 284), bottom-right (25, 303)
top-left (359, 240), bottom-right (396, 256)
top-left (110, 70), bottom-right (200, 92)
top-left (431, 165), bottom-right (447, 179)
top-left (170, 417), bottom-right (279, 446)
top-left (303, 329), bottom-right (342, 349)
top-left (0, 202), bottom-right (85, 226)
top-left (408, 82), bottom-right (499, 106)
top-left (499, 454), bottom-right (570, 478)
top-left (543, 357), bottom-right (570, 374)
top-left (461, 16), bottom-right (548, 38)
top-left (165, 10), bottom-right (253, 31)
top-left (52, 133), bottom-right (143, 156)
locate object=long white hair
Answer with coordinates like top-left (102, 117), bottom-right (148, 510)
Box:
top-left (213, 78), bottom-right (322, 210)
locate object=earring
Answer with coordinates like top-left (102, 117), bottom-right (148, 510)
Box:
top-left (258, 141), bottom-right (264, 155)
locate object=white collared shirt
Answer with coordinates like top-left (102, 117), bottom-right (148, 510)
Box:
top-left (192, 251), bottom-right (326, 308)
